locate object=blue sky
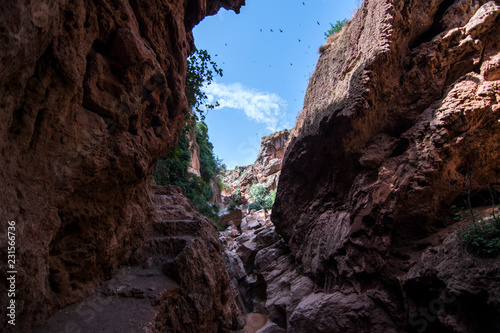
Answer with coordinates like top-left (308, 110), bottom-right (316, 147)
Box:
top-left (193, 0), bottom-right (360, 169)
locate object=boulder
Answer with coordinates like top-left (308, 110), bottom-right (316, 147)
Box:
top-left (220, 208), bottom-right (243, 229)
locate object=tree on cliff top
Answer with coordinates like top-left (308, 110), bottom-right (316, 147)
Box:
top-left (324, 19), bottom-right (346, 39)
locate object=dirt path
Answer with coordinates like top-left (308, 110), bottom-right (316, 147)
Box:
top-left (35, 186), bottom-right (206, 332)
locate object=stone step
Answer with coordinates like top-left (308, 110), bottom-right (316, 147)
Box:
top-left (101, 265), bottom-right (179, 300)
top-left (156, 208), bottom-right (191, 221)
top-left (151, 185), bottom-right (182, 196)
top-left (152, 219), bottom-right (201, 236)
top-left (144, 236), bottom-right (192, 256)
top-left (130, 236), bottom-right (191, 267)
top-left (151, 193), bottom-right (173, 204)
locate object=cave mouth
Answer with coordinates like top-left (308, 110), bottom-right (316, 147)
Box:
top-left (450, 188), bottom-right (500, 210)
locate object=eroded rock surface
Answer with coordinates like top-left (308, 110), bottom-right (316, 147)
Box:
top-left (36, 185), bottom-right (244, 333)
top-left (223, 129), bottom-right (290, 204)
top-left (273, 0), bottom-right (500, 331)
top-left (0, 0), bottom-right (244, 331)
top-left (220, 210), bottom-right (315, 332)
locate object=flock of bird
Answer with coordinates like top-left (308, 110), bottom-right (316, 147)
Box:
top-left (211, 0), bottom-right (325, 103)
top-left (218, 0), bottom-right (320, 71)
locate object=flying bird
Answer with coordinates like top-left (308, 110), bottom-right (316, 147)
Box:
top-left (298, 38), bottom-right (301, 42)
top-left (279, 29), bottom-right (283, 33)
top-left (302, 2), bottom-right (305, 5)
top-left (270, 28), bottom-right (274, 32)
top-left (317, 21), bottom-right (320, 25)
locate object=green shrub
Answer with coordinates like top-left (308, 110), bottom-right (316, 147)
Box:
top-left (457, 216), bottom-right (500, 257)
top-left (153, 120), bottom-right (222, 222)
top-left (231, 187), bottom-right (242, 204)
top-left (263, 189), bottom-right (277, 211)
top-left (249, 184), bottom-right (276, 212)
top-left (250, 184), bottom-right (267, 205)
top-left (153, 48), bottom-right (224, 222)
top-left (153, 129), bottom-right (191, 186)
top-left (217, 175), bottom-right (229, 192)
top-left (186, 49), bottom-right (222, 118)
top-left (248, 202), bottom-right (262, 211)
top-left (197, 121), bottom-right (217, 182)
top-left (325, 19), bottom-right (346, 39)
top-left (228, 202), bottom-right (237, 211)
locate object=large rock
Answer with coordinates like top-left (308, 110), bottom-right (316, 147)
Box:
top-left (273, 0), bottom-right (500, 331)
top-left (0, 0), bottom-right (244, 331)
top-left (220, 208), bottom-right (243, 228)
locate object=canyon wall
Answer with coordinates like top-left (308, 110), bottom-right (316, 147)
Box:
top-left (223, 129), bottom-right (290, 203)
top-left (0, 0), bottom-right (244, 331)
top-left (273, 0), bottom-right (500, 331)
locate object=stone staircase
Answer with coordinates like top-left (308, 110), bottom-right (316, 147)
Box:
top-left (35, 185), bottom-right (205, 333)
top-left (133, 185), bottom-right (203, 270)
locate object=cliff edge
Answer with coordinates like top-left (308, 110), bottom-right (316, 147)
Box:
top-left (273, 0), bottom-right (500, 331)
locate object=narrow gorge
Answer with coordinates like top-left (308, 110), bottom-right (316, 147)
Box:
top-left (1, 0), bottom-right (500, 332)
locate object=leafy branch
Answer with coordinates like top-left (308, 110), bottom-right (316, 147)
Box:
top-left (185, 49), bottom-right (222, 119)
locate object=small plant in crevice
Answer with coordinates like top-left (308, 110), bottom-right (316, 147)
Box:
top-left (457, 214), bottom-right (500, 257)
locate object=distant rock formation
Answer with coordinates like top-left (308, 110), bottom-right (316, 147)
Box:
top-left (0, 0), bottom-right (244, 331)
top-left (272, 0), bottom-right (500, 332)
top-left (223, 129), bottom-right (290, 205)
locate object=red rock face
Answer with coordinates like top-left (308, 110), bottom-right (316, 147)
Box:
top-left (273, 0), bottom-right (500, 331)
top-left (222, 130), bottom-right (290, 205)
top-left (0, 0), bottom-right (244, 331)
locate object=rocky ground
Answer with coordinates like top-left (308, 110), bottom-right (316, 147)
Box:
top-left (35, 185), bottom-right (244, 333)
top-left (218, 208), bottom-right (315, 333)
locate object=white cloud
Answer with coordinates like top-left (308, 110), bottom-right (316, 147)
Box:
top-left (204, 82), bottom-right (287, 131)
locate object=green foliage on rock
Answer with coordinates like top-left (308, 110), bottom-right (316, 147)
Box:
top-left (458, 215), bottom-right (500, 257)
top-left (231, 187), bottom-right (242, 204)
top-left (249, 184), bottom-right (276, 211)
top-left (197, 121), bottom-right (217, 182)
top-left (153, 120), bottom-right (222, 221)
top-left (153, 48), bottom-right (225, 221)
top-left (324, 19), bottom-right (346, 39)
top-left (154, 129), bottom-right (191, 186)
